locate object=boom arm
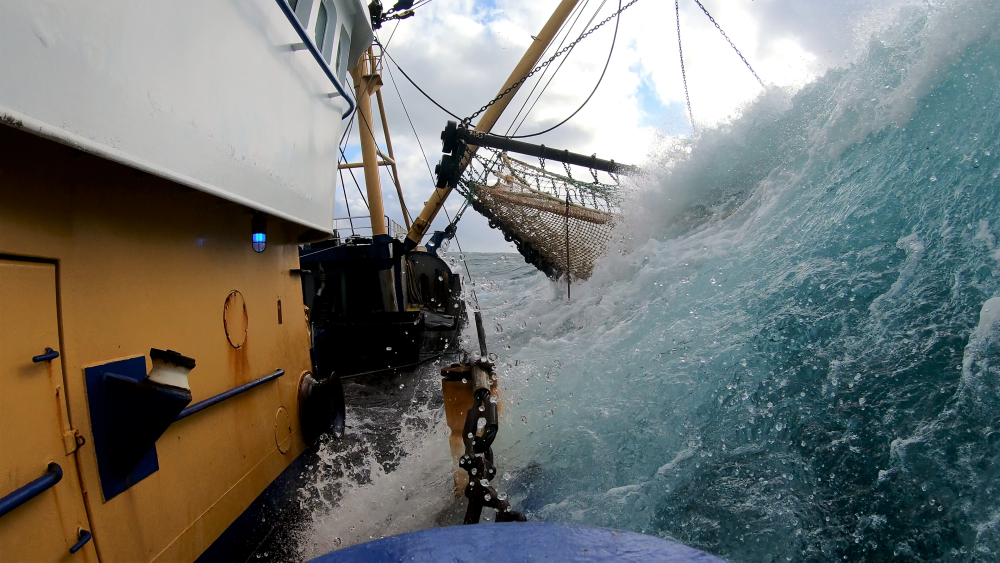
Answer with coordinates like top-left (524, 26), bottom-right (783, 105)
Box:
top-left (403, 0), bottom-right (581, 251)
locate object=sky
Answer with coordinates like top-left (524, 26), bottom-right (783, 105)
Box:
top-left (336, 0), bottom-right (915, 252)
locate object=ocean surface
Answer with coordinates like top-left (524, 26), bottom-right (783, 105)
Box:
top-left (297, 1), bottom-right (1000, 560)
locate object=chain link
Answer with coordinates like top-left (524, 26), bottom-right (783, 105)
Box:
top-left (676, 0), bottom-right (695, 131)
top-left (464, 0), bottom-right (642, 125)
top-left (691, 0), bottom-right (765, 88)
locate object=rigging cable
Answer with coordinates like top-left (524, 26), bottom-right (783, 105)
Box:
top-left (338, 116), bottom-right (358, 233)
top-left (675, 0), bottom-right (696, 131)
top-left (378, 45), bottom-right (464, 121)
top-left (512, 0), bottom-right (608, 138)
top-left (382, 53), bottom-right (480, 309)
top-left (503, 0), bottom-right (619, 139)
top-left (509, 0), bottom-right (607, 136)
top-left (463, 0), bottom-right (640, 128)
top-left (691, 0), bottom-right (765, 89)
top-left (502, 0), bottom-right (594, 136)
top-left (384, 61), bottom-right (437, 185)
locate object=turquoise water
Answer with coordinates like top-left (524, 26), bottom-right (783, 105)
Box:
top-left (465, 2), bottom-right (1000, 560)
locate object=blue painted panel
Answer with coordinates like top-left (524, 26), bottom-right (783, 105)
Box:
top-left (84, 356), bottom-right (159, 501)
top-left (310, 522), bottom-right (729, 562)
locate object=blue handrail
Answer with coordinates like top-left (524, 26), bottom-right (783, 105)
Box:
top-left (275, 0), bottom-right (357, 120)
top-left (175, 369), bottom-right (285, 421)
top-left (70, 529), bottom-right (92, 554)
top-left (0, 463), bottom-right (63, 519)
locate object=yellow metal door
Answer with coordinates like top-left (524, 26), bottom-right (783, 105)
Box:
top-left (0, 260), bottom-right (97, 563)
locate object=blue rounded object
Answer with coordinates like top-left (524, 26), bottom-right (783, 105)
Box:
top-left (310, 522), bottom-right (728, 562)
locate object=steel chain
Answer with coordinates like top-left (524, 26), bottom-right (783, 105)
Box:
top-left (691, 0), bottom-right (765, 88)
top-left (464, 0), bottom-right (642, 126)
top-left (458, 365), bottom-right (526, 524)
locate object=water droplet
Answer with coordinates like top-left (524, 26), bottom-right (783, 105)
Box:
top-left (498, 491), bottom-right (508, 500)
top-left (930, 175), bottom-right (937, 182)
top-left (399, 383), bottom-right (404, 389)
top-left (503, 472), bottom-right (511, 481)
top-left (467, 432), bottom-right (473, 439)
top-left (477, 417), bottom-right (487, 429)
top-left (400, 485), bottom-right (405, 490)
top-left (819, 284), bottom-right (826, 290)
top-left (386, 346), bottom-right (392, 351)
top-left (521, 416), bottom-right (528, 424)
top-left (480, 479), bottom-right (489, 486)
top-left (775, 422), bottom-right (784, 431)
top-left (471, 468), bottom-right (478, 475)
top-left (438, 276), bottom-right (444, 281)
top-left (484, 494), bottom-right (491, 501)
top-left (350, 526), bottom-right (356, 532)
top-left (478, 405), bottom-right (485, 412)
top-left (489, 395), bottom-right (498, 403)
top-left (462, 378), bottom-right (468, 384)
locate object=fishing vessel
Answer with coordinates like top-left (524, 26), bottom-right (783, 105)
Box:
top-left (0, 0), bottom-right (373, 560)
top-left (0, 0), bottom-right (733, 560)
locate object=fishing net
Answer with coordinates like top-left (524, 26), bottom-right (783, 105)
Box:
top-left (458, 151), bottom-right (621, 280)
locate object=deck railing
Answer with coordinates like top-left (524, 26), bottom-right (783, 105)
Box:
top-left (333, 215), bottom-right (408, 242)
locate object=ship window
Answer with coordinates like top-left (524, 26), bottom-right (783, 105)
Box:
top-left (290, 0), bottom-right (313, 24)
top-left (335, 25), bottom-right (351, 83)
top-left (314, 0), bottom-right (338, 63)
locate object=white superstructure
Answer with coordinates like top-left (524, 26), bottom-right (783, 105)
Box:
top-left (0, 0), bottom-right (373, 233)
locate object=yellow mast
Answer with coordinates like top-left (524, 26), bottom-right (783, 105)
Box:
top-left (350, 47), bottom-right (405, 312)
top-left (405, 0), bottom-right (582, 249)
top-left (350, 48), bottom-right (388, 237)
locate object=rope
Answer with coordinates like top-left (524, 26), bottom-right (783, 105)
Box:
top-left (691, 0), bottom-right (765, 89)
top-left (675, 0), bottom-right (695, 131)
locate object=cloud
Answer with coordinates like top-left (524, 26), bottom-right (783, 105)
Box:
top-left (337, 0), bottom-right (912, 252)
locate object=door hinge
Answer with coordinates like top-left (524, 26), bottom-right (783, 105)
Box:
top-left (63, 428), bottom-right (85, 455)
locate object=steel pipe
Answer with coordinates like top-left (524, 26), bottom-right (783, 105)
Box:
top-left (176, 369), bottom-right (285, 421)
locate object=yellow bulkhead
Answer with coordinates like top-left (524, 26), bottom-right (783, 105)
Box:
top-left (0, 123), bottom-right (315, 562)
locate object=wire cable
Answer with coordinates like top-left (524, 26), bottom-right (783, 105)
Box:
top-left (463, 0), bottom-right (640, 127)
top-left (339, 145), bottom-right (369, 209)
top-left (384, 62), bottom-right (437, 185)
top-left (379, 45), bottom-right (464, 121)
top-left (496, 0), bottom-right (624, 139)
top-left (502, 0), bottom-right (594, 135)
top-left (508, 0), bottom-right (607, 136)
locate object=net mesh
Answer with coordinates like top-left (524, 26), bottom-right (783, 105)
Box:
top-left (458, 151), bottom-right (620, 280)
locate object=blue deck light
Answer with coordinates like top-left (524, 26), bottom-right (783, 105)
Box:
top-left (252, 213), bottom-right (267, 253)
